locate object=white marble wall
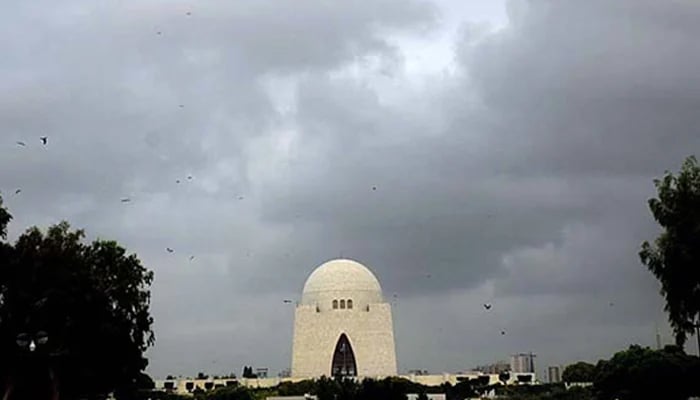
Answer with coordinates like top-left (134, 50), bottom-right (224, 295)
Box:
top-left (291, 302), bottom-right (397, 378)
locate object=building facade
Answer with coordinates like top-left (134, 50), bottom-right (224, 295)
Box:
top-left (510, 353), bottom-right (536, 374)
top-left (291, 259), bottom-right (398, 378)
top-left (547, 366), bottom-right (561, 383)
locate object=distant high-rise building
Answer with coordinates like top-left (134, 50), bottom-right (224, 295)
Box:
top-left (510, 353), bottom-right (536, 374)
top-left (547, 366), bottom-right (562, 383)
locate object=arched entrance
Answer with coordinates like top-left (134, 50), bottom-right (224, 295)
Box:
top-left (331, 333), bottom-right (357, 377)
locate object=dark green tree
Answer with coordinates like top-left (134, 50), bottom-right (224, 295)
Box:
top-left (0, 196), bottom-right (10, 239)
top-left (0, 197), bottom-right (155, 400)
top-left (561, 362), bottom-right (595, 383)
top-left (200, 385), bottom-right (254, 400)
top-left (277, 379), bottom-right (315, 396)
top-left (593, 345), bottom-right (700, 400)
top-left (315, 376), bottom-right (340, 400)
top-left (640, 155), bottom-right (700, 348)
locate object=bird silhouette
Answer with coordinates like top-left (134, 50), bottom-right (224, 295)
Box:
top-left (186, 11), bottom-right (191, 16)
top-left (283, 300), bottom-right (292, 304)
top-left (16, 141), bottom-right (26, 146)
top-left (120, 198), bottom-right (131, 203)
top-left (187, 175), bottom-right (193, 180)
top-left (189, 255), bottom-right (195, 261)
top-left (14, 189), bottom-right (21, 195)
top-left (372, 186), bottom-right (377, 191)
top-left (484, 303), bottom-right (492, 310)
top-left (156, 31), bottom-right (162, 35)
top-left (40, 136), bottom-right (48, 145)
top-left (501, 330), bottom-right (506, 335)
top-left (166, 248), bottom-right (174, 253)
top-left (176, 179), bottom-right (181, 184)
top-left (178, 104), bottom-right (184, 108)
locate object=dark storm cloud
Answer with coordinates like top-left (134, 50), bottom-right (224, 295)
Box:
top-left (0, 0), bottom-right (437, 376)
top-left (1, 0), bottom-right (697, 378)
top-left (253, 0), bottom-right (700, 371)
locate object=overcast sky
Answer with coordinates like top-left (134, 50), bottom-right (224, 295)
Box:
top-left (2, 0), bottom-right (699, 379)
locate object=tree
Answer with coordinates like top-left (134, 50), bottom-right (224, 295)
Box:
top-left (0, 196), bottom-right (10, 239)
top-left (0, 197), bottom-right (155, 399)
top-left (640, 155), bottom-right (700, 348)
top-left (200, 385), bottom-right (254, 400)
top-left (562, 362), bottom-right (595, 383)
top-left (593, 345), bottom-right (700, 400)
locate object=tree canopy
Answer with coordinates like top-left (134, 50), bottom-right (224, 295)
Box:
top-left (640, 155), bottom-right (700, 346)
top-left (593, 345), bottom-right (700, 400)
top-left (561, 362), bottom-right (595, 383)
top-left (0, 196), bottom-right (155, 399)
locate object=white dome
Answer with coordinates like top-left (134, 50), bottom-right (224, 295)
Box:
top-left (301, 259), bottom-right (384, 310)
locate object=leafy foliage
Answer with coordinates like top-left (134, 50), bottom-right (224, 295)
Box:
top-left (640, 155), bottom-right (700, 345)
top-left (593, 345), bottom-right (700, 400)
top-left (0, 196), bottom-right (10, 239)
top-left (0, 198), bottom-right (155, 399)
top-left (561, 362), bottom-right (595, 383)
top-left (194, 385), bottom-right (255, 400)
top-left (242, 366), bottom-right (257, 379)
top-left (496, 383), bottom-right (592, 400)
top-left (276, 379), bottom-right (315, 396)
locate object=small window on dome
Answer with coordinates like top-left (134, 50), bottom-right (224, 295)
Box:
top-left (340, 299), bottom-right (346, 309)
top-left (332, 300), bottom-right (338, 309)
top-left (347, 299), bottom-right (353, 309)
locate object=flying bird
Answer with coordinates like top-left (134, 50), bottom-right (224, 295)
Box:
top-left (120, 198), bottom-right (131, 203)
top-left (16, 141), bottom-right (26, 146)
top-left (501, 330), bottom-right (506, 335)
top-left (609, 302), bottom-right (615, 307)
top-left (178, 104), bottom-right (184, 108)
top-left (483, 303), bottom-right (492, 310)
top-left (166, 248), bottom-right (174, 253)
top-left (40, 136), bottom-right (48, 145)
top-left (14, 189), bottom-right (21, 195)
top-left (283, 300), bottom-right (293, 304)
top-left (187, 175), bottom-right (193, 180)
top-left (176, 179), bottom-right (181, 184)
top-left (189, 255), bottom-right (195, 261)
top-left (372, 186), bottom-right (377, 191)
top-left (186, 11), bottom-right (191, 16)
top-left (156, 31), bottom-right (162, 35)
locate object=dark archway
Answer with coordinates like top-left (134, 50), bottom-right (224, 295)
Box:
top-left (331, 333), bottom-right (357, 377)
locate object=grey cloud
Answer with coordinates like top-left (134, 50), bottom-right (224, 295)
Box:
top-left (1, 0), bottom-right (697, 379)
